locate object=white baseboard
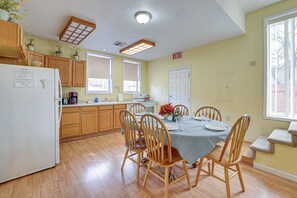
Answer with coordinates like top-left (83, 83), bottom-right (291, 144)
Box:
top-left (253, 163), bottom-right (297, 183)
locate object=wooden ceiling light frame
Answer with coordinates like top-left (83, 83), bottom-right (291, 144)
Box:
top-left (120, 39), bottom-right (155, 55)
top-left (59, 16), bottom-right (96, 45)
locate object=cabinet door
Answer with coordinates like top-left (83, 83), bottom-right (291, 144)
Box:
top-left (45, 56), bottom-right (72, 86)
top-left (82, 107), bottom-right (98, 134)
top-left (73, 60), bottom-right (86, 87)
top-left (114, 104), bottom-right (126, 129)
top-left (28, 51), bottom-right (44, 67)
top-left (99, 108), bottom-right (114, 132)
top-left (60, 107), bottom-right (81, 140)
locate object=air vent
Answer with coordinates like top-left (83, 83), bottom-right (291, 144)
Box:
top-left (113, 41), bottom-right (127, 47)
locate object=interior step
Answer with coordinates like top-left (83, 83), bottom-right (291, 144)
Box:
top-left (267, 129), bottom-right (296, 147)
top-left (250, 136), bottom-right (273, 159)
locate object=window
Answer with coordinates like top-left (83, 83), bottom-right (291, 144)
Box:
top-left (86, 52), bottom-right (113, 93)
top-left (264, 9), bottom-right (297, 120)
top-left (123, 60), bottom-right (141, 92)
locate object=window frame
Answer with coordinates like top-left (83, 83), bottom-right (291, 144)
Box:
top-left (122, 59), bottom-right (141, 93)
top-left (86, 51), bottom-right (113, 94)
top-left (264, 8), bottom-right (297, 121)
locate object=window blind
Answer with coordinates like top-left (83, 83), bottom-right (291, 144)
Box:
top-left (123, 61), bottom-right (138, 81)
top-left (87, 54), bottom-right (111, 79)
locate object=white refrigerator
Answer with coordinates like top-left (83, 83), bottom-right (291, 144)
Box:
top-left (0, 64), bottom-right (62, 183)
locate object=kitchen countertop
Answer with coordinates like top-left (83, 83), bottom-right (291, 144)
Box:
top-left (61, 101), bottom-right (157, 107)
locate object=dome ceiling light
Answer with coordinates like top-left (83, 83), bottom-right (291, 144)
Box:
top-left (135, 11), bottom-right (152, 24)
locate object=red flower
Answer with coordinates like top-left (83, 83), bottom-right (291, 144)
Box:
top-left (159, 103), bottom-right (174, 116)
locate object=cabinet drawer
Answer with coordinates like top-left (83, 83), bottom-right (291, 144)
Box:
top-left (61, 124), bottom-right (80, 139)
top-left (99, 105), bottom-right (113, 110)
top-left (63, 107), bottom-right (80, 113)
top-left (62, 112), bottom-right (80, 125)
top-left (114, 104), bottom-right (126, 109)
top-left (82, 106), bottom-right (98, 112)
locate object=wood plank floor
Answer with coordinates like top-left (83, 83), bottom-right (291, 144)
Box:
top-left (1, 132), bottom-right (297, 198)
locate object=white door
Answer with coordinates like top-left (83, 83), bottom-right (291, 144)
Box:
top-left (169, 67), bottom-right (190, 109)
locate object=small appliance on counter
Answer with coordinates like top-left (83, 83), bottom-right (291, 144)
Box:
top-left (132, 93), bottom-right (157, 113)
top-left (118, 93), bottom-right (123, 102)
top-left (62, 97), bottom-right (69, 105)
top-left (69, 92), bottom-right (78, 104)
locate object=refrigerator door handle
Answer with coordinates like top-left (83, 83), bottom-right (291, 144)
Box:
top-left (58, 76), bottom-right (63, 123)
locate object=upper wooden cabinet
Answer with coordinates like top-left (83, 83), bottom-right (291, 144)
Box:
top-left (45, 56), bottom-right (73, 86)
top-left (28, 51), bottom-right (44, 67)
top-left (73, 60), bottom-right (86, 87)
top-left (0, 20), bottom-right (26, 59)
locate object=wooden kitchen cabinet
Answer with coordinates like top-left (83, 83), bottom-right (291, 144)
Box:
top-left (28, 51), bottom-right (44, 67)
top-left (0, 20), bottom-right (27, 59)
top-left (82, 106), bottom-right (98, 135)
top-left (45, 56), bottom-right (72, 86)
top-left (73, 60), bottom-right (86, 87)
top-left (98, 106), bottom-right (114, 132)
top-left (113, 104), bottom-right (126, 129)
top-left (60, 107), bottom-right (81, 139)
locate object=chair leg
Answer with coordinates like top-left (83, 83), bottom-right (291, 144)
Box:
top-left (194, 157), bottom-right (204, 186)
top-left (182, 160), bottom-right (191, 190)
top-left (164, 167), bottom-right (169, 198)
top-left (121, 148), bottom-right (129, 171)
top-left (136, 152), bottom-right (141, 183)
top-left (224, 166), bottom-right (231, 198)
top-left (207, 159), bottom-right (211, 176)
top-left (212, 161), bottom-right (215, 175)
top-left (143, 160), bottom-right (152, 187)
top-left (236, 164), bottom-right (245, 192)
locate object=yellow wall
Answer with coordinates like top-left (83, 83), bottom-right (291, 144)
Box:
top-left (255, 144), bottom-right (297, 176)
top-left (24, 37), bottom-right (148, 101)
top-left (148, 0), bottom-right (297, 142)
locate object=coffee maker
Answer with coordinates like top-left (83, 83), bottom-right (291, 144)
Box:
top-left (69, 92), bottom-right (78, 104)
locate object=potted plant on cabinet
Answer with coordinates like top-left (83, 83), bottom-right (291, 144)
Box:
top-left (0, 0), bottom-right (26, 22)
top-left (72, 46), bottom-right (81, 60)
top-left (26, 34), bottom-right (35, 51)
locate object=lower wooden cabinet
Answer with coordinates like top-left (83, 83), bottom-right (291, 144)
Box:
top-left (60, 107), bottom-right (81, 139)
top-left (113, 104), bottom-right (126, 129)
top-left (99, 106), bottom-right (114, 132)
top-left (60, 104), bottom-right (126, 141)
top-left (82, 107), bottom-right (98, 134)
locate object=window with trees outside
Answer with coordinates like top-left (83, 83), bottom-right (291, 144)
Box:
top-left (264, 9), bottom-right (297, 120)
top-left (123, 60), bottom-right (141, 93)
top-left (86, 52), bottom-right (113, 94)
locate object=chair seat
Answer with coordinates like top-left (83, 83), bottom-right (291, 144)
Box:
top-left (126, 137), bottom-right (146, 151)
top-left (148, 146), bottom-right (183, 166)
top-left (205, 145), bottom-right (231, 164)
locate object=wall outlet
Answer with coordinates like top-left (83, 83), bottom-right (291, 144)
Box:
top-left (226, 116), bottom-right (230, 121)
top-left (250, 60), bottom-right (256, 66)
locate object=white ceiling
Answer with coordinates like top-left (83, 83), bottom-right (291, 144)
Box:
top-left (21, 0), bottom-right (282, 61)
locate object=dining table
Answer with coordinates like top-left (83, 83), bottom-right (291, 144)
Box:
top-left (162, 116), bottom-right (231, 164)
top-left (135, 114), bottom-right (231, 164)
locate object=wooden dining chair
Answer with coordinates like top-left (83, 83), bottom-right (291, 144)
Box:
top-left (173, 104), bottom-right (189, 116)
top-left (195, 106), bottom-right (222, 121)
top-left (129, 103), bottom-right (146, 114)
top-left (140, 114), bottom-right (191, 198)
top-left (120, 110), bottom-right (147, 183)
top-left (194, 114), bottom-right (251, 198)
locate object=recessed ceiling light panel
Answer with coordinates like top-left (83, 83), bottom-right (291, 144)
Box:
top-left (120, 39), bottom-right (155, 55)
top-left (59, 16), bottom-right (96, 45)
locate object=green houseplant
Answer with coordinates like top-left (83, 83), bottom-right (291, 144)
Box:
top-left (0, 0), bottom-right (26, 22)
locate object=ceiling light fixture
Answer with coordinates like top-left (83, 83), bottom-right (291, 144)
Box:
top-left (135, 11), bottom-right (152, 24)
top-left (60, 16), bottom-right (96, 45)
top-left (120, 39), bottom-right (155, 55)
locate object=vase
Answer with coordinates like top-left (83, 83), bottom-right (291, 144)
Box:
top-left (27, 44), bottom-right (35, 51)
top-left (0, 9), bottom-right (9, 21)
top-left (163, 114), bottom-right (169, 120)
top-left (55, 50), bottom-right (62, 57)
top-left (74, 55), bottom-right (79, 60)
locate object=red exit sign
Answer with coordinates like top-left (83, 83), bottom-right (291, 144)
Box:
top-left (172, 52), bottom-right (182, 60)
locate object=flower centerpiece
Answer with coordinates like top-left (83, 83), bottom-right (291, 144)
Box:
top-left (0, 0), bottom-right (26, 22)
top-left (159, 103), bottom-right (174, 120)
